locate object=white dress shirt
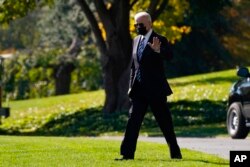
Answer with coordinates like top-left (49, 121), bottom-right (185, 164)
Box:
top-left (140, 28), bottom-right (153, 50)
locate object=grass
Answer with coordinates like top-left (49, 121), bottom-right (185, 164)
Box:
top-left (141, 123), bottom-right (227, 137)
top-left (168, 68), bottom-right (238, 101)
top-left (0, 68), bottom-right (241, 136)
top-left (0, 69), bottom-right (238, 166)
top-left (0, 136), bottom-right (229, 167)
top-left (0, 90), bottom-right (105, 133)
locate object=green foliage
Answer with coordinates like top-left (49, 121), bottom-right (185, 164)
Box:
top-left (2, 49), bottom-right (102, 100)
top-left (153, 0), bottom-right (190, 42)
top-left (37, 0), bottom-right (89, 49)
top-left (2, 54), bottom-right (55, 99)
top-left (0, 12), bottom-right (39, 50)
top-left (222, 0), bottom-right (250, 65)
top-left (0, 136), bottom-right (228, 167)
top-left (130, 0), bottom-right (190, 42)
top-left (168, 0), bottom-right (233, 76)
top-left (0, 0), bottom-right (101, 99)
top-left (0, 0), bottom-right (54, 24)
top-left (72, 45), bottom-right (102, 91)
top-left (130, 0), bottom-right (234, 77)
top-left (0, 0), bottom-right (245, 101)
top-left (0, 0), bottom-right (36, 24)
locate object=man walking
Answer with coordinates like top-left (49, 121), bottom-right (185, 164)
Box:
top-left (117, 12), bottom-right (182, 160)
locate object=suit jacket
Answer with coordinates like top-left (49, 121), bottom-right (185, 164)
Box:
top-left (128, 31), bottom-right (173, 98)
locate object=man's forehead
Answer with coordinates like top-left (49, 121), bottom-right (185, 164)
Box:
top-left (135, 16), bottom-right (147, 22)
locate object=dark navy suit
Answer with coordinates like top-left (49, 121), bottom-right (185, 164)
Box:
top-left (120, 31), bottom-right (181, 159)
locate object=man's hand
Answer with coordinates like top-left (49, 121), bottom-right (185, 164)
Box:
top-left (148, 37), bottom-right (161, 53)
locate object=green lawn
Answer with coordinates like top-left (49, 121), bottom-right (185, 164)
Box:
top-left (0, 136), bottom-right (228, 167)
top-left (0, 68), bottom-right (240, 136)
top-left (168, 68), bottom-right (237, 102)
top-left (0, 90), bottom-right (105, 133)
top-left (0, 69), bottom-right (239, 166)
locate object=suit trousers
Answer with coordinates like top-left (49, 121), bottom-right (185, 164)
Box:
top-left (121, 81), bottom-right (179, 157)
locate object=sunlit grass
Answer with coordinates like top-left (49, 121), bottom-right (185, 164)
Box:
top-left (1, 90), bottom-right (104, 132)
top-left (0, 68), bottom-right (242, 166)
top-left (0, 68), bottom-right (240, 135)
top-left (0, 136), bottom-right (228, 167)
top-left (168, 69), bottom-right (237, 102)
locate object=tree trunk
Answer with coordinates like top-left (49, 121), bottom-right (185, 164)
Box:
top-left (102, 29), bottom-right (132, 114)
top-left (54, 37), bottom-right (81, 95)
top-left (77, 0), bottom-right (136, 114)
top-left (102, 53), bottom-right (131, 114)
top-left (54, 63), bottom-right (75, 95)
top-left (100, 1), bottom-right (132, 114)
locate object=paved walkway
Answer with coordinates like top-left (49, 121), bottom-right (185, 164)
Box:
top-left (100, 136), bottom-right (250, 159)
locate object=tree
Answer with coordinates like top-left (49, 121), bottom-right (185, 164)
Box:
top-left (1, 0), bottom-right (233, 114)
top-left (76, 0), bottom-right (171, 114)
top-left (0, 0), bottom-right (53, 24)
top-left (222, 0), bottom-right (250, 65)
top-left (0, 0), bottom-right (94, 96)
top-left (36, 0), bottom-right (90, 95)
top-left (168, 0), bottom-right (233, 76)
top-left (1, 0), bottom-right (187, 111)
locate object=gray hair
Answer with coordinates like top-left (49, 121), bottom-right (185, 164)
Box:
top-left (134, 12), bottom-right (152, 22)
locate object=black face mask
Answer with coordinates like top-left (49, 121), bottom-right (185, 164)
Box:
top-left (136, 26), bottom-right (147, 35)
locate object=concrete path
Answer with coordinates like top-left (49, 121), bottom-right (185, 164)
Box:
top-left (100, 136), bottom-right (250, 159)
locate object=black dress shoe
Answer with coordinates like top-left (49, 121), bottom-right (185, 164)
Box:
top-left (115, 156), bottom-right (134, 161)
top-left (171, 153), bottom-right (182, 159)
top-left (170, 145), bottom-right (182, 159)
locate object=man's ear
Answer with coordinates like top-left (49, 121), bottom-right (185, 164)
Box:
top-left (149, 22), bottom-right (152, 28)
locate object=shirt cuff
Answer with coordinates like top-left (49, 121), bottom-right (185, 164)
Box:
top-left (154, 49), bottom-right (160, 53)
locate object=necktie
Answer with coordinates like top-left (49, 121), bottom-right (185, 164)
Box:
top-left (137, 37), bottom-right (145, 61)
top-left (136, 37), bottom-right (145, 82)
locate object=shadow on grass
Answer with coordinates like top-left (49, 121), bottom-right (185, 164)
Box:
top-left (4, 100), bottom-right (228, 137)
top-left (33, 106), bottom-right (128, 136)
top-left (144, 124), bottom-right (227, 137)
